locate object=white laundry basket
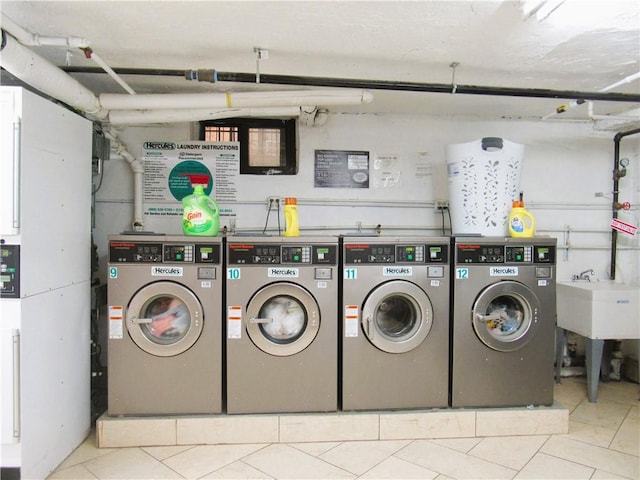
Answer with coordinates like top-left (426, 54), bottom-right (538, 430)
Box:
top-left (446, 137), bottom-right (524, 236)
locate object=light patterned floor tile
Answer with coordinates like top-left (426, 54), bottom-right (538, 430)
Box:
top-left (468, 435), bottom-right (548, 470)
top-left (609, 416), bottom-right (640, 456)
top-left (555, 379), bottom-right (589, 409)
top-left (243, 444), bottom-right (355, 479)
top-left (562, 420), bottom-right (617, 448)
top-left (55, 432), bottom-right (115, 470)
top-left (431, 437), bottom-right (483, 453)
top-left (82, 448), bottom-right (182, 479)
top-left (541, 436), bottom-right (640, 479)
top-left (514, 452), bottom-right (594, 479)
top-left (162, 443), bottom-right (267, 479)
top-left (201, 460), bottom-right (274, 479)
top-left (597, 381), bottom-right (640, 406)
top-left (47, 464), bottom-right (98, 479)
top-left (359, 456), bottom-right (438, 479)
top-left (396, 440), bottom-right (517, 479)
top-left (591, 469), bottom-right (633, 479)
top-left (319, 440), bottom-right (409, 475)
top-left (289, 441), bottom-right (341, 457)
top-left (570, 400), bottom-right (630, 430)
top-left (141, 445), bottom-right (195, 461)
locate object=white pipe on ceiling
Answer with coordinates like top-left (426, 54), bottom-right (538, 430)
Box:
top-left (108, 106), bottom-right (304, 125)
top-left (0, 14), bottom-right (90, 47)
top-left (2, 14), bottom-right (136, 95)
top-left (0, 31), bottom-right (108, 118)
top-left (99, 89), bottom-right (373, 110)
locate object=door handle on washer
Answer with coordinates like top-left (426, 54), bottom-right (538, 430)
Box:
top-left (248, 317), bottom-right (273, 324)
top-left (129, 317), bottom-right (153, 324)
top-left (475, 313), bottom-right (506, 323)
top-left (365, 315), bottom-right (372, 336)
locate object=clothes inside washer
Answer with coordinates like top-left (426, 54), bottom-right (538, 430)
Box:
top-left (142, 296), bottom-right (190, 343)
top-left (485, 296), bottom-right (524, 336)
top-left (259, 295), bottom-right (306, 343)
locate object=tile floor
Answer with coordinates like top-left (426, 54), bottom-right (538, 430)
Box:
top-left (48, 377), bottom-right (639, 480)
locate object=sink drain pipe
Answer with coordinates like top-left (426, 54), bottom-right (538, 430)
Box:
top-left (610, 127), bottom-right (640, 280)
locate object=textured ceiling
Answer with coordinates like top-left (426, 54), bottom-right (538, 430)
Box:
top-left (1, 0), bottom-right (639, 123)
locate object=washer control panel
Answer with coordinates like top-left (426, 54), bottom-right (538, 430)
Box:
top-left (457, 244), bottom-right (555, 264)
top-left (228, 244), bottom-right (338, 265)
top-left (344, 243), bottom-right (448, 264)
top-left (109, 241), bottom-right (220, 264)
top-left (0, 244), bottom-right (20, 298)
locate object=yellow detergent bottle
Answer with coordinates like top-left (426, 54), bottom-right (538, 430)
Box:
top-left (509, 192), bottom-right (535, 238)
top-left (182, 174), bottom-right (220, 236)
top-left (283, 197), bottom-right (299, 237)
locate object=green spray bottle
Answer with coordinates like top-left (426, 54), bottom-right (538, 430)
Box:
top-left (181, 174), bottom-right (220, 236)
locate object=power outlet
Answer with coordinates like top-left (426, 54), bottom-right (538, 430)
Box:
top-left (266, 196), bottom-right (281, 209)
top-left (434, 200), bottom-right (449, 211)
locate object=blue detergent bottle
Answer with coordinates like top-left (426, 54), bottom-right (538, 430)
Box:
top-left (181, 174), bottom-right (220, 236)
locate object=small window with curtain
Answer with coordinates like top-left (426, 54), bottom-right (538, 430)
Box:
top-left (200, 118), bottom-right (297, 174)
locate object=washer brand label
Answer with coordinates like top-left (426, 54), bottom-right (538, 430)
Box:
top-left (268, 267), bottom-right (299, 278)
top-left (383, 266), bottom-right (412, 276)
top-left (490, 266), bottom-right (519, 276)
top-left (151, 266), bottom-right (184, 276)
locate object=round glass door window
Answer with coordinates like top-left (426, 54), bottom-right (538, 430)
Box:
top-left (140, 296), bottom-right (190, 345)
top-left (375, 294), bottom-right (420, 340)
top-left (361, 280), bottom-right (433, 354)
top-left (472, 281), bottom-right (540, 352)
top-left (246, 282), bottom-right (320, 356)
top-left (126, 281), bottom-right (204, 357)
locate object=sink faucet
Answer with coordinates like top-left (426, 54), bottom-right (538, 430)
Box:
top-left (573, 269), bottom-right (595, 281)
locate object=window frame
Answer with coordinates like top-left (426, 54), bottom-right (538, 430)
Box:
top-left (200, 117), bottom-right (298, 175)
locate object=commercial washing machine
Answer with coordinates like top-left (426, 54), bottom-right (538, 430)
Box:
top-left (341, 236), bottom-right (450, 410)
top-left (107, 234), bottom-right (223, 415)
top-left (225, 236), bottom-right (338, 414)
top-left (451, 236), bottom-right (556, 408)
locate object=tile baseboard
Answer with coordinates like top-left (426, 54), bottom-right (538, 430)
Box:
top-left (97, 403), bottom-right (569, 448)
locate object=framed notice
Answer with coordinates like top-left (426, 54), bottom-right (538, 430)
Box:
top-left (314, 150), bottom-right (369, 188)
top-left (142, 140), bottom-right (239, 219)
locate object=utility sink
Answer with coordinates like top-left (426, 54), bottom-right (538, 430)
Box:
top-left (557, 281), bottom-right (640, 339)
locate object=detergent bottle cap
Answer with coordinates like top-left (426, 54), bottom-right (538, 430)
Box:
top-left (285, 197), bottom-right (297, 205)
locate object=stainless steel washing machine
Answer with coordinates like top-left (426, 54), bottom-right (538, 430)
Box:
top-left (225, 236), bottom-right (338, 414)
top-left (107, 234), bottom-right (223, 415)
top-left (451, 236), bottom-right (556, 408)
top-left (341, 236), bottom-right (450, 410)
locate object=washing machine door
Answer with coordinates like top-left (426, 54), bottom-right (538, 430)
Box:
top-left (126, 281), bottom-right (204, 357)
top-left (245, 282), bottom-right (320, 357)
top-left (361, 280), bottom-right (433, 354)
top-left (472, 280), bottom-right (541, 352)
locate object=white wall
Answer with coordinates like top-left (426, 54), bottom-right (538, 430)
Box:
top-left (94, 113), bottom-right (640, 287)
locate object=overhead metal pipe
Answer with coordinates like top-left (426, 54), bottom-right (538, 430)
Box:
top-left (195, 70), bottom-right (640, 103)
top-left (610, 127), bottom-right (640, 280)
top-left (61, 66), bottom-right (640, 103)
